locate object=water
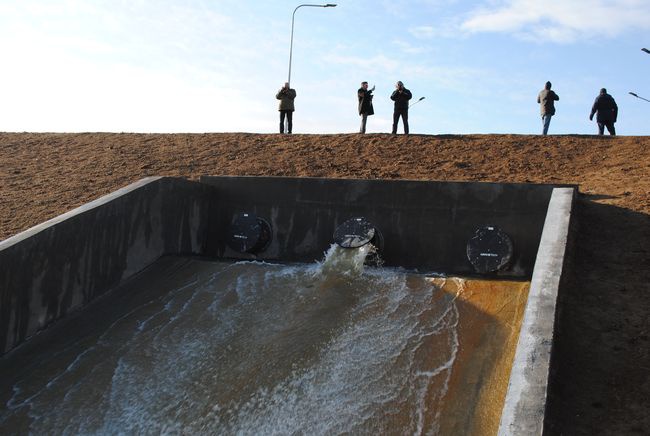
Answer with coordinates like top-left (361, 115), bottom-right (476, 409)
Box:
top-left (0, 245), bottom-right (465, 435)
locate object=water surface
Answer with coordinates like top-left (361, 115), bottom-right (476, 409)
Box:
top-left (0, 247), bottom-right (491, 434)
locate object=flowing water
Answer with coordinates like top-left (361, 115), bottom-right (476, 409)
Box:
top-left (1, 245), bottom-right (467, 434)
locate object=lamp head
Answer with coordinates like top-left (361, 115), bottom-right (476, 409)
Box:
top-left (642, 48), bottom-right (650, 54)
top-left (324, 3), bottom-right (337, 7)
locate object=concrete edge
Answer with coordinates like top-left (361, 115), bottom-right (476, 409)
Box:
top-left (0, 176), bottom-right (162, 250)
top-left (497, 187), bottom-right (575, 435)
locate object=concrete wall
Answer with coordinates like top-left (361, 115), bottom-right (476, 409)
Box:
top-left (498, 187), bottom-right (576, 435)
top-left (0, 177), bottom-right (217, 356)
top-left (201, 176), bottom-right (560, 278)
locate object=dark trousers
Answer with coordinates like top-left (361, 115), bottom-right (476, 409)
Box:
top-left (392, 108), bottom-right (409, 134)
top-left (359, 113), bottom-right (369, 133)
top-left (280, 110), bottom-right (293, 134)
top-left (597, 121), bottom-right (615, 135)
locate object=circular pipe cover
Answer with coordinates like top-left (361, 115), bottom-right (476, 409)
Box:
top-left (333, 217), bottom-right (376, 249)
top-left (227, 213), bottom-right (272, 254)
top-left (466, 226), bottom-right (514, 273)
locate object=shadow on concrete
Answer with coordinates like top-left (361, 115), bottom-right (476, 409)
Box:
top-left (545, 197), bottom-right (650, 435)
top-left (578, 193), bottom-right (619, 202)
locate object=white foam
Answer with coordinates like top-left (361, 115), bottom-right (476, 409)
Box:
top-left (313, 243), bottom-right (376, 277)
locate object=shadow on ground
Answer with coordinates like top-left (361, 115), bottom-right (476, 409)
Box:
top-left (546, 197), bottom-right (650, 435)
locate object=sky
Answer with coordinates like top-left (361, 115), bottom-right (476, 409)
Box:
top-left (0, 0), bottom-right (648, 135)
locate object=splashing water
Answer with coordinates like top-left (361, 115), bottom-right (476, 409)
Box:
top-left (316, 243), bottom-right (377, 277)
top-left (0, 252), bottom-right (463, 435)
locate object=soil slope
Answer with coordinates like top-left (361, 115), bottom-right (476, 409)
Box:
top-left (0, 132), bottom-right (648, 434)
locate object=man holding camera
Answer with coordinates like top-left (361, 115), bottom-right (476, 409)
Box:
top-left (390, 81), bottom-right (412, 135)
top-left (358, 81), bottom-right (375, 134)
top-left (276, 82), bottom-right (297, 134)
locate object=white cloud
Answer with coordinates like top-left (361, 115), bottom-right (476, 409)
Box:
top-left (381, 0), bottom-right (459, 18)
top-left (461, 0), bottom-right (650, 43)
top-left (409, 26), bottom-right (437, 39)
top-left (407, 17), bottom-right (468, 40)
top-left (393, 39), bottom-right (428, 54)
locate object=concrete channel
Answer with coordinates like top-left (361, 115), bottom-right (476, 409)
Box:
top-left (0, 176), bottom-right (575, 434)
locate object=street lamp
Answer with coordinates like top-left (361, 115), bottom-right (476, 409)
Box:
top-left (287, 3), bottom-right (337, 85)
top-left (629, 92), bottom-right (650, 102)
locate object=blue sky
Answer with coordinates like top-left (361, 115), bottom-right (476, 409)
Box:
top-left (1, 0), bottom-right (648, 135)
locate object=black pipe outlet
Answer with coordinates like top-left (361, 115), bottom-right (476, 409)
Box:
top-left (333, 217), bottom-right (383, 252)
top-left (466, 225), bottom-right (514, 273)
top-left (226, 213), bottom-right (272, 254)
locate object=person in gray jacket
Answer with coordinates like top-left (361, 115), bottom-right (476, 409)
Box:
top-left (276, 82), bottom-right (297, 134)
top-left (537, 81), bottom-right (559, 135)
top-left (589, 88), bottom-right (618, 135)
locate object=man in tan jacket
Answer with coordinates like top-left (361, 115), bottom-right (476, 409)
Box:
top-left (276, 82), bottom-right (297, 134)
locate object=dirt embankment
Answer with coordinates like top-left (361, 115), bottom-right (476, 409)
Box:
top-left (1, 132), bottom-right (648, 434)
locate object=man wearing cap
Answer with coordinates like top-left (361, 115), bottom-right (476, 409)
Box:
top-left (537, 81), bottom-right (559, 135)
top-left (390, 81), bottom-right (412, 135)
top-left (589, 88), bottom-right (618, 135)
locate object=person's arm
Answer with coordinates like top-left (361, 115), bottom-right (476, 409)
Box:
top-left (405, 89), bottom-right (412, 100)
top-left (553, 91), bottom-right (559, 101)
top-left (390, 90), bottom-right (398, 101)
top-left (537, 93), bottom-right (541, 104)
top-left (589, 97), bottom-right (598, 120)
top-left (613, 99), bottom-right (618, 122)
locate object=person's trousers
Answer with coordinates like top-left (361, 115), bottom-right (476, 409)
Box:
top-left (359, 113), bottom-right (368, 133)
top-left (279, 110), bottom-right (293, 134)
top-left (542, 114), bottom-right (552, 135)
top-left (392, 109), bottom-right (409, 134)
top-left (597, 121), bottom-right (615, 135)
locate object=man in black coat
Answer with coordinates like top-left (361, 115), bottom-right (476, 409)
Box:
top-left (358, 81), bottom-right (374, 134)
top-left (390, 81), bottom-right (412, 135)
top-left (589, 88), bottom-right (618, 135)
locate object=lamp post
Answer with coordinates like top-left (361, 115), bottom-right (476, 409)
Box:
top-left (629, 92), bottom-right (650, 102)
top-left (409, 96), bottom-right (426, 108)
top-left (287, 3), bottom-right (337, 86)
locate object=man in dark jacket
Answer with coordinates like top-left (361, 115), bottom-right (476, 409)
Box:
top-left (537, 81), bottom-right (559, 135)
top-left (358, 81), bottom-right (374, 134)
top-left (589, 88), bottom-right (618, 135)
top-left (276, 82), bottom-right (297, 134)
top-left (390, 81), bottom-right (412, 135)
